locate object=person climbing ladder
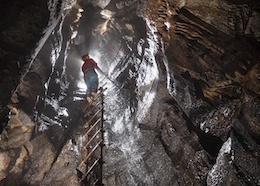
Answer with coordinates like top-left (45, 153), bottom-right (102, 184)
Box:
top-left (81, 54), bottom-right (99, 104)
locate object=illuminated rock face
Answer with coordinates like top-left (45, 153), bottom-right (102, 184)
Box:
top-left (0, 0), bottom-right (259, 185)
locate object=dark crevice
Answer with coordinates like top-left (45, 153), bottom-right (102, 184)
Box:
top-left (179, 8), bottom-right (226, 38)
top-left (184, 112), bottom-right (223, 158)
top-left (165, 98), bottom-right (223, 158)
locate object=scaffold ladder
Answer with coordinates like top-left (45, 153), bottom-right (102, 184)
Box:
top-left (77, 88), bottom-right (106, 186)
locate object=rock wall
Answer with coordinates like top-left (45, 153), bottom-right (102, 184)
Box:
top-left (0, 0), bottom-right (49, 129)
top-left (144, 0), bottom-right (260, 185)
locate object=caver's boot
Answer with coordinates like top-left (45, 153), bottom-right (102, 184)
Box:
top-left (91, 92), bottom-right (99, 97)
top-left (86, 95), bottom-right (97, 107)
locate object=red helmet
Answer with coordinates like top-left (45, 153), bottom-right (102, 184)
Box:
top-left (82, 54), bottom-right (89, 60)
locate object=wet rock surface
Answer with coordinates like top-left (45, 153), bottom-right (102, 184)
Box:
top-left (0, 0), bottom-right (49, 128)
top-left (0, 0), bottom-right (259, 185)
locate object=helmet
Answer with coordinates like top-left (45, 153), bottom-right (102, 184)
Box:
top-left (82, 54), bottom-right (89, 60)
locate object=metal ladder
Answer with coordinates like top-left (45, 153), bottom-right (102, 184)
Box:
top-left (77, 88), bottom-right (106, 186)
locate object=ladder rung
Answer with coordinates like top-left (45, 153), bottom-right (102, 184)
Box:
top-left (84, 130), bottom-right (101, 150)
top-left (93, 178), bottom-right (100, 185)
top-left (79, 140), bottom-right (102, 168)
top-left (81, 158), bottom-right (100, 181)
top-left (84, 99), bottom-right (102, 116)
top-left (84, 118), bottom-right (101, 137)
top-left (84, 106), bottom-right (104, 128)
